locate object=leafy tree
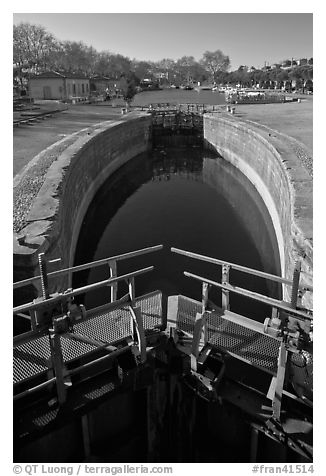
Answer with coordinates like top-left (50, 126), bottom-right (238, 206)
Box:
top-left (94, 51), bottom-right (112, 76)
top-left (107, 54), bottom-right (131, 76)
top-left (124, 72), bottom-right (139, 102)
top-left (131, 60), bottom-right (153, 80)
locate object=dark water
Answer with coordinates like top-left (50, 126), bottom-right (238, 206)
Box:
top-left (132, 89), bottom-right (226, 106)
top-left (74, 146), bottom-right (281, 322)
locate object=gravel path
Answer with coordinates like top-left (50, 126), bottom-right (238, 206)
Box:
top-left (13, 132), bottom-right (86, 234)
top-left (243, 118), bottom-right (313, 178)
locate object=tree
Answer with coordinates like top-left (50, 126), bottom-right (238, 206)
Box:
top-left (13, 22), bottom-right (58, 70)
top-left (200, 50), bottom-right (230, 82)
top-left (56, 41), bottom-right (99, 75)
top-left (131, 60), bottom-right (153, 80)
top-left (94, 51), bottom-right (112, 76)
top-left (156, 58), bottom-right (175, 71)
top-left (124, 72), bottom-right (139, 102)
top-left (107, 54), bottom-right (132, 76)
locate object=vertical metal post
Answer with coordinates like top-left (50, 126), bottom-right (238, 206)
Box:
top-left (128, 276), bottom-right (136, 338)
top-left (250, 426), bottom-right (259, 462)
top-left (30, 310), bottom-right (38, 330)
top-left (81, 414), bottom-right (91, 458)
top-left (291, 260), bottom-right (301, 309)
top-left (221, 264), bottom-right (230, 311)
top-left (201, 282), bottom-right (209, 313)
top-left (131, 305), bottom-right (147, 363)
top-left (49, 330), bottom-right (67, 404)
top-left (202, 282), bottom-right (209, 344)
top-left (127, 276), bottom-right (146, 362)
top-left (191, 313), bottom-right (206, 360)
top-left (109, 260), bottom-right (118, 302)
top-left (128, 277), bottom-right (135, 305)
top-left (272, 341), bottom-right (288, 421)
top-left (38, 252), bottom-right (49, 300)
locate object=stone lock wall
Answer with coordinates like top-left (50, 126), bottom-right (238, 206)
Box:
top-left (14, 111), bottom-right (312, 310)
top-left (13, 113), bottom-right (152, 297)
top-left (204, 115), bottom-right (313, 308)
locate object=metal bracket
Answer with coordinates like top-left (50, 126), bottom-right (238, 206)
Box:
top-left (129, 305), bottom-right (147, 363)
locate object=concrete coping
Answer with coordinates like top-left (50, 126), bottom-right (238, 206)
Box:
top-left (205, 113), bottom-right (313, 282)
top-left (13, 112), bottom-right (148, 257)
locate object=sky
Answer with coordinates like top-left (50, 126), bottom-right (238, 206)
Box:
top-left (12, 12), bottom-right (313, 70)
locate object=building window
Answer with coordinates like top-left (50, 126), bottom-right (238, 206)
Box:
top-left (82, 83), bottom-right (85, 94)
top-left (68, 83), bottom-right (71, 95)
top-left (86, 83), bottom-right (89, 92)
top-left (73, 84), bottom-right (76, 95)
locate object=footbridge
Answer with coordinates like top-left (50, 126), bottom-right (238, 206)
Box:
top-left (13, 245), bottom-right (313, 462)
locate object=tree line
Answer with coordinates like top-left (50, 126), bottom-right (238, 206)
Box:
top-left (13, 22), bottom-right (312, 92)
top-left (13, 22), bottom-right (230, 83)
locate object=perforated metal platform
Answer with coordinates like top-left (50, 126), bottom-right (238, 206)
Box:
top-left (176, 296), bottom-right (201, 334)
top-left (174, 296), bottom-right (280, 375)
top-left (13, 334), bottom-right (52, 385)
top-left (13, 291), bottom-right (163, 386)
top-left (74, 304), bottom-right (132, 344)
top-left (205, 311), bottom-right (281, 375)
top-left (138, 291), bottom-right (163, 330)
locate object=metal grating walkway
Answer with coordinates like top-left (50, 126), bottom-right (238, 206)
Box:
top-left (205, 311), bottom-right (280, 375)
top-left (176, 295), bottom-right (202, 334)
top-left (13, 291), bottom-right (163, 386)
top-left (175, 295), bottom-right (280, 375)
top-left (13, 334), bottom-right (52, 385)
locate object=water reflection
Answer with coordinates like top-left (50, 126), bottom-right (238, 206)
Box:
top-left (74, 146), bottom-right (281, 321)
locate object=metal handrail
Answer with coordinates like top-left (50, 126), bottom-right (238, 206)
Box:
top-left (13, 266), bottom-right (154, 315)
top-left (13, 244), bottom-right (163, 290)
top-left (184, 271), bottom-right (313, 320)
top-left (171, 247), bottom-right (313, 292)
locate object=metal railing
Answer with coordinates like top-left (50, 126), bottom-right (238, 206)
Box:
top-left (13, 266), bottom-right (153, 315)
top-left (171, 247), bottom-right (312, 424)
top-left (131, 103), bottom-right (221, 113)
top-left (13, 245), bottom-right (164, 404)
top-left (13, 245), bottom-right (313, 407)
top-left (171, 247), bottom-right (313, 316)
top-left (14, 244), bottom-right (163, 297)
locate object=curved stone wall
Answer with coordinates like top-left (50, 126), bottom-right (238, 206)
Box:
top-left (13, 113), bottom-right (152, 296)
top-left (14, 111), bottom-right (312, 310)
top-left (204, 115), bottom-right (313, 307)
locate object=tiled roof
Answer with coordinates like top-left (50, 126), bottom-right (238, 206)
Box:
top-left (30, 71), bottom-right (89, 80)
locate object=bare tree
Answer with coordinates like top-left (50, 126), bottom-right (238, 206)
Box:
top-left (13, 22), bottom-right (58, 71)
top-left (200, 50), bottom-right (230, 82)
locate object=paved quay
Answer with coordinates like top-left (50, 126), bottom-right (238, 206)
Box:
top-left (232, 97), bottom-right (313, 155)
top-left (13, 103), bottom-right (125, 177)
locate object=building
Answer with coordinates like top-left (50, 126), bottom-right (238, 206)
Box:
top-left (106, 75), bottom-right (128, 97)
top-left (90, 75), bottom-right (110, 95)
top-left (29, 71), bottom-right (90, 101)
